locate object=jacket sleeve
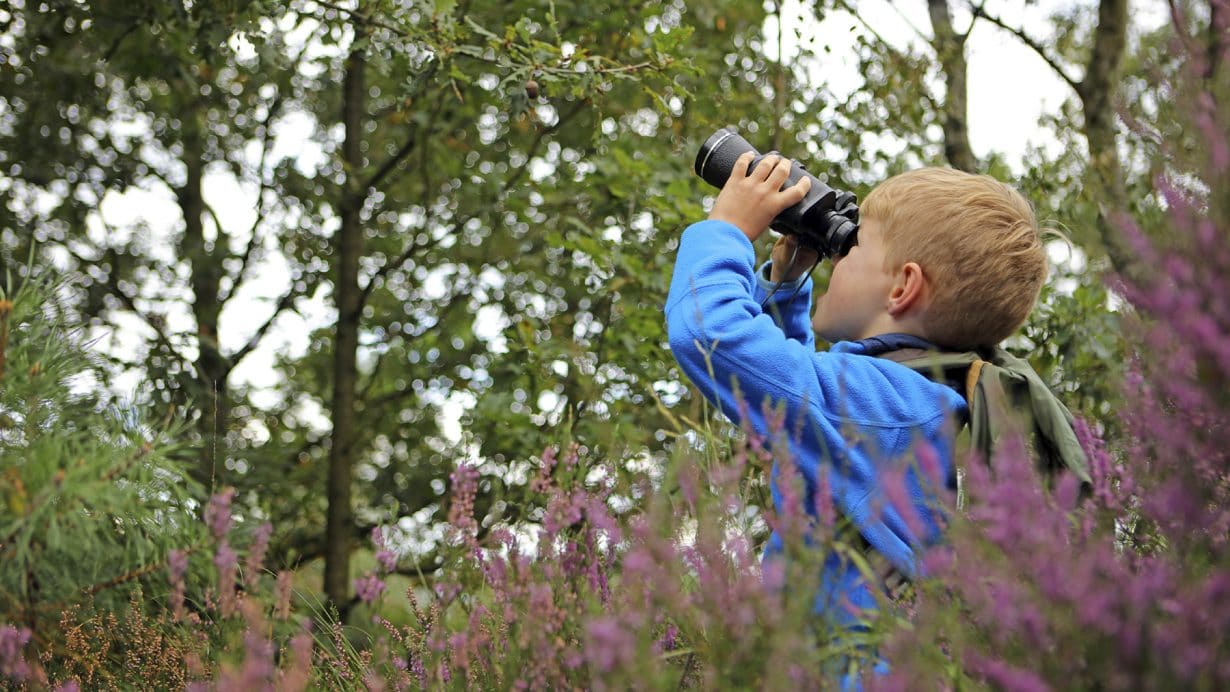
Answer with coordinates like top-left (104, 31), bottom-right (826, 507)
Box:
top-left (754, 260), bottom-right (816, 348)
top-left (665, 220), bottom-right (824, 435)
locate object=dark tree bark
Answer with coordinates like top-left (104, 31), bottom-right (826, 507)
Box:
top-left (928, 0), bottom-right (977, 172)
top-left (1077, 0), bottom-right (1133, 276)
top-left (1205, 0), bottom-right (1226, 94)
top-left (973, 0), bottom-right (1133, 278)
top-left (179, 125), bottom-right (231, 489)
top-left (324, 42), bottom-right (366, 615)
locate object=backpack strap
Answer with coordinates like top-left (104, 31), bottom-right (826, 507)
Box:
top-left (964, 359), bottom-right (986, 408)
top-left (878, 349), bottom-right (982, 407)
top-left (982, 347), bottom-right (1093, 486)
top-left (880, 347), bottom-right (1093, 486)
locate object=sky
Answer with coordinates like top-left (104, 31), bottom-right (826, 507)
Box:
top-left (770, 1), bottom-right (1074, 164)
top-left (78, 1), bottom-right (1162, 439)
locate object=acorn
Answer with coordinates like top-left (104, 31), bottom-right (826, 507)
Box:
top-left (525, 79), bottom-right (539, 100)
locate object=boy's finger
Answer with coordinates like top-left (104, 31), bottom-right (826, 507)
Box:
top-left (785, 174), bottom-right (811, 202)
top-left (733, 151), bottom-right (755, 180)
top-left (768, 157), bottom-right (793, 188)
top-left (754, 154), bottom-right (781, 182)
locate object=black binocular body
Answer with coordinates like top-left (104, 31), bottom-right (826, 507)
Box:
top-left (693, 128), bottom-right (859, 259)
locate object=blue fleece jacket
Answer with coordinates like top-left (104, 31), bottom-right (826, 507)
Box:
top-left (664, 220), bottom-right (965, 630)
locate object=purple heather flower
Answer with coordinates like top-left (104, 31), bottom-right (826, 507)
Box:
top-left (279, 631), bottom-right (313, 692)
top-left (655, 624), bottom-right (678, 653)
top-left (204, 487), bottom-right (236, 539)
top-left (447, 463), bottom-right (480, 542)
top-left (168, 549), bottom-right (189, 579)
top-left (584, 616), bottom-right (635, 673)
top-left (231, 631), bottom-right (275, 690)
top-left (0, 625), bottom-right (32, 681)
top-left (410, 654), bottom-right (426, 687)
top-left (368, 526), bottom-right (398, 573)
top-left (354, 573), bottom-right (386, 604)
top-left (967, 654), bottom-right (1051, 692)
top-left (375, 548), bottom-right (397, 574)
top-left (214, 540), bottom-right (239, 617)
top-left (531, 445), bottom-right (559, 492)
top-left (244, 522), bottom-right (273, 587)
top-left (879, 466), bottom-right (927, 541)
top-left (274, 570), bottom-right (294, 620)
top-left (168, 549), bottom-right (189, 620)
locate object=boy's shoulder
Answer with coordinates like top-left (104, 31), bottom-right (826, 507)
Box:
top-left (815, 335), bottom-right (966, 428)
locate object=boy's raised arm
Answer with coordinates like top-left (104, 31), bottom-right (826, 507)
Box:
top-left (665, 153), bottom-right (817, 435)
top-left (665, 220), bottom-right (821, 435)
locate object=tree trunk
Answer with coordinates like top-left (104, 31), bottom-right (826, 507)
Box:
top-left (928, 0), bottom-right (977, 172)
top-left (771, 1), bottom-right (787, 153)
top-left (180, 126), bottom-right (230, 489)
top-left (1206, 0), bottom-right (1226, 95)
top-left (324, 42), bottom-right (366, 615)
top-left (1078, 0), bottom-right (1134, 278)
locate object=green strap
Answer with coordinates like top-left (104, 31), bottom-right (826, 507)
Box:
top-left (986, 348), bottom-right (1092, 485)
top-left (881, 347), bottom-right (1092, 486)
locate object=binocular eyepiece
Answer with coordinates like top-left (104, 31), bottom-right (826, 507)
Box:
top-left (694, 128), bottom-right (859, 258)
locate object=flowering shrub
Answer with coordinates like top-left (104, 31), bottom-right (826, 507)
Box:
top-left (3, 11), bottom-right (1226, 691)
top-left (352, 420), bottom-right (875, 690)
top-left (878, 18), bottom-right (1230, 691)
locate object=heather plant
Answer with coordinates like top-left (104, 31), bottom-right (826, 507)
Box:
top-left (878, 11), bottom-right (1230, 690)
top-left (352, 394), bottom-right (904, 690)
top-left (0, 271), bottom-right (316, 689)
top-left (0, 270), bottom-right (203, 683)
top-left (0, 263), bottom-right (893, 690)
top-left (6, 485), bottom-right (326, 690)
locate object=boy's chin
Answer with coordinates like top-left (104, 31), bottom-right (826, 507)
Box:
top-left (811, 322), bottom-right (847, 344)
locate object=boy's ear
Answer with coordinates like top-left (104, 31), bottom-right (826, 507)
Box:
top-left (886, 262), bottom-right (927, 317)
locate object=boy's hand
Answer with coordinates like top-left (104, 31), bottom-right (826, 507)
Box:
top-left (708, 152), bottom-right (812, 243)
top-left (769, 235), bottom-right (820, 282)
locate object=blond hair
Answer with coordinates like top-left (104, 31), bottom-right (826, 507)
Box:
top-left (861, 167), bottom-right (1047, 349)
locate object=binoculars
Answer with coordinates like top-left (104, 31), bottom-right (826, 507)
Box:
top-left (694, 128), bottom-right (859, 258)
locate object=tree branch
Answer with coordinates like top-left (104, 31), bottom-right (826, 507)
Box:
top-left (357, 233), bottom-right (445, 310)
top-left (228, 286), bottom-right (301, 365)
top-left (363, 128), bottom-right (418, 192)
top-left (102, 16), bottom-right (145, 62)
top-left (304, 0), bottom-right (411, 37)
top-left (498, 99), bottom-right (587, 197)
top-left (355, 93), bottom-right (578, 313)
top-left (833, 0), bottom-right (914, 60)
top-left (968, 3), bottom-right (1083, 95)
top-left (63, 244), bottom-right (202, 381)
top-left (929, 0), bottom-right (977, 172)
top-left (223, 94), bottom-right (285, 303)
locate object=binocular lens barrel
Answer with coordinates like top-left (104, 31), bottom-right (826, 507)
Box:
top-left (692, 128), bottom-right (859, 258)
top-left (694, 129), bottom-right (757, 188)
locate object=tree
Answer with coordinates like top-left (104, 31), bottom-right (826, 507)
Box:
top-left (972, 0), bottom-right (1135, 277)
top-left (0, 0), bottom-right (323, 490)
top-left (0, 271), bottom-right (198, 640)
top-left (0, 0), bottom-right (1148, 617)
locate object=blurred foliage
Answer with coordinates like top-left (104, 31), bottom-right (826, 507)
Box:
top-left (0, 270), bottom-right (201, 638)
top-left (0, 0), bottom-right (1177, 612)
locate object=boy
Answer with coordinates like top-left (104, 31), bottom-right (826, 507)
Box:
top-left (664, 152), bottom-right (1048, 645)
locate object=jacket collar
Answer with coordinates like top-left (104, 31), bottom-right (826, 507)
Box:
top-left (847, 332), bottom-right (939, 357)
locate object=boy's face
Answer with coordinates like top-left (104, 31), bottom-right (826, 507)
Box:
top-left (811, 217), bottom-right (898, 342)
